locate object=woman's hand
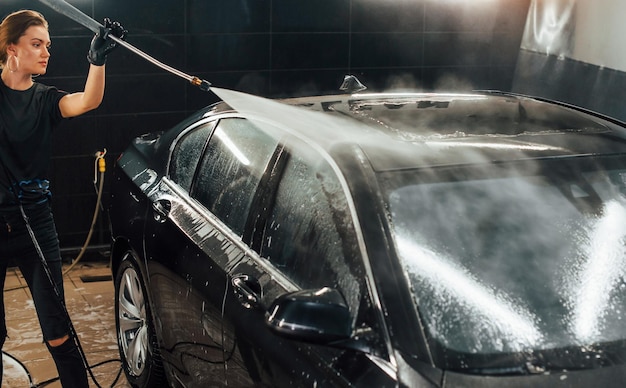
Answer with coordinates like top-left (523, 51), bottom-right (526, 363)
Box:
top-left (87, 18), bottom-right (127, 66)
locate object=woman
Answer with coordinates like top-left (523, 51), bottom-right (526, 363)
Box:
top-left (0, 10), bottom-right (125, 387)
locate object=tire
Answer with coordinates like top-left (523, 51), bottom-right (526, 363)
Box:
top-left (114, 253), bottom-right (166, 387)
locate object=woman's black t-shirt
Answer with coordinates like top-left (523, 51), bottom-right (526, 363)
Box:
top-left (0, 79), bottom-right (67, 208)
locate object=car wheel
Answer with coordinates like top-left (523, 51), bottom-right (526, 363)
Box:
top-left (114, 253), bottom-right (165, 387)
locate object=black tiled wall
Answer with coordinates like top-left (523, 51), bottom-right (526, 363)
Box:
top-left (0, 0), bottom-right (530, 250)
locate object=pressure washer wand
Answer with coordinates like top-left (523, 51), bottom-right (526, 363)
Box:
top-left (110, 36), bottom-right (211, 91)
top-left (36, 0), bottom-right (211, 91)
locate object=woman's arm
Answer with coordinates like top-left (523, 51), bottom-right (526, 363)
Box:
top-left (59, 64), bottom-right (105, 118)
top-left (58, 19), bottom-right (126, 119)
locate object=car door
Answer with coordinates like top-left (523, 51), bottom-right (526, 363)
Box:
top-left (143, 116), bottom-right (281, 386)
top-left (226, 139), bottom-right (398, 387)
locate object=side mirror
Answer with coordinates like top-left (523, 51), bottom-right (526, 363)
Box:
top-left (266, 287), bottom-right (352, 344)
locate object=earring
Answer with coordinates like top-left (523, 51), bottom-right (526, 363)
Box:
top-left (7, 55), bottom-right (18, 72)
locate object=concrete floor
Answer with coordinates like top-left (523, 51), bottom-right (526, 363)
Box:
top-left (2, 260), bottom-right (130, 387)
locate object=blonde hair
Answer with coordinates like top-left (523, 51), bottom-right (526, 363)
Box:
top-left (0, 10), bottom-right (49, 68)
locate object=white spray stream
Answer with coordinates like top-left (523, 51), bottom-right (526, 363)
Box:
top-left (397, 236), bottom-right (543, 351)
top-left (569, 200), bottom-right (626, 341)
top-left (209, 87), bottom-right (358, 143)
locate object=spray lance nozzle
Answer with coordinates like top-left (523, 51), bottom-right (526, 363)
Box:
top-left (192, 77), bottom-right (211, 92)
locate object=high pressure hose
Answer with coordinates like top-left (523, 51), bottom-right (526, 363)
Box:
top-left (37, 0), bottom-right (212, 92)
top-left (2, 150), bottom-right (119, 388)
top-left (17, 190), bottom-right (99, 388)
top-left (1, 350), bottom-right (34, 387)
top-left (4, 150), bottom-right (107, 291)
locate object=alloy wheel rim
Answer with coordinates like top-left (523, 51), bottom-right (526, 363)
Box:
top-left (118, 266), bottom-right (149, 377)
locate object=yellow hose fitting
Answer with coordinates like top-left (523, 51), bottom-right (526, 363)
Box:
top-left (98, 157), bottom-right (106, 173)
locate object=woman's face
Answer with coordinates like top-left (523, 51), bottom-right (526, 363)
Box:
top-left (9, 25), bottom-right (51, 75)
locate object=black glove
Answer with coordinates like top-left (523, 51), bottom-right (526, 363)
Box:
top-left (87, 18), bottom-right (127, 66)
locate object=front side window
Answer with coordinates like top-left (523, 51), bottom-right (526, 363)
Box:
top-left (261, 151), bottom-right (364, 315)
top-left (192, 118), bottom-right (279, 236)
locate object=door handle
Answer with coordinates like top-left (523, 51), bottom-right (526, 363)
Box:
top-left (232, 274), bottom-right (263, 310)
top-left (152, 199), bottom-right (171, 223)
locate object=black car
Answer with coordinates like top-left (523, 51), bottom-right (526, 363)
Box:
top-left (108, 84), bottom-right (626, 387)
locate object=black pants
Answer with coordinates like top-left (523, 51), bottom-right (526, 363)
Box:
top-left (0, 201), bottom-right (88, 387)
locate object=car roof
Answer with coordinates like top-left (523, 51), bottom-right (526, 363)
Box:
top-left (193, 90), bottom-right (626, 173)
top-left (290, 92), bottom-right (626, 171)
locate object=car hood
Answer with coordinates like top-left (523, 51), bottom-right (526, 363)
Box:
top-left (443, 363), bottom-right (626, 387)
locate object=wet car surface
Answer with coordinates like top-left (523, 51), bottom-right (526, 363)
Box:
top-left (108, 86), bottom-right (626, 387)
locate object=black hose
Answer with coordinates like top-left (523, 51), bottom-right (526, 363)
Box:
top-left (1, 349), bottom-right (36, 387)
top-left (0, 153), bottom-right (121, 387)
top-left (19, 202), bottom-right (103, 387)
top-left (2, 349), bottom-right (123, 388)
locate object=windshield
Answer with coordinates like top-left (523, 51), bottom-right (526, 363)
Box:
top-left (386, 155), bottom-right (626, 372)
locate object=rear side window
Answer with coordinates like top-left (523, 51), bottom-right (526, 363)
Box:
top-left (169, 122), bottom-right (214, 191)
top-left (192, 118), bottom-right (279, 236)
